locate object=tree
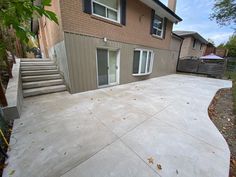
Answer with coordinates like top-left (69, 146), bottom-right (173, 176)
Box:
top-left (210, 0), bottom-right (236, 28)
top-left (0, 0), bottom-right (58, 106)
top-left (218, 43), bottom-right (226, 48)
top-left (207, 38), bottom-right (215, 46)
top-left (225, 34), bottom-right (236, 56)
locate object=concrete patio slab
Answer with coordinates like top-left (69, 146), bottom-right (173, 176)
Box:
top-left (62, 140), bottom-right (159, 177)
top-left (3, 74), bottom-right (232, 177)
top-left (122, 118), bottom-right (229, 177)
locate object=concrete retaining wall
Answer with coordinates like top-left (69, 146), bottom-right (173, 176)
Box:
top-left (2, 59), bottom-right (23, 120)
top-left (48, 41), bottom-right (71, 90)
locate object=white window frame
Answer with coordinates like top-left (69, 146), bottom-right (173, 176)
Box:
top-left (132, 49), bottom-right (154, 76)
top-left (152, 15), bottom-right (164, 38)
top-left (91, 0), bottom-right (121, 23)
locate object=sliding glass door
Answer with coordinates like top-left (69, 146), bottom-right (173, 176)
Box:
top-left (97, 49), bottom-right (119, 87)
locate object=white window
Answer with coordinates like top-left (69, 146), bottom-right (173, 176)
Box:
top-left (92, 0), bottom-right (120, 22)
top-left (133, 49), bottom-right (154, 76)
top-left (153, 15), bottom-right (164, 38)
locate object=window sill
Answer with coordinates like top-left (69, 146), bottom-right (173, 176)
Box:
top-left (152, 34), bottom-right (164, 40)
top-left (91, 15), bottom-right (123, 27)
top-left (132, 73), bottom-right (152, 77)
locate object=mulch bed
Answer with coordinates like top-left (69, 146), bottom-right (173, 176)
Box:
top-left (208, 88), bottom-right (236, 177)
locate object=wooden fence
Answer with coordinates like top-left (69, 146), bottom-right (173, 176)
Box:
top-left (226, 57), bottom-right (236, 72)
top-left (177, 59), bottom-right (226, 78)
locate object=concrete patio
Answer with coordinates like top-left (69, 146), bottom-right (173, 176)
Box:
top-left (3, 74), bottom-right (232, 177)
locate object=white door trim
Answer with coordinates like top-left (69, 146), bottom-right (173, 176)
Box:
top-left (96, 48), bottom-right (120, 88)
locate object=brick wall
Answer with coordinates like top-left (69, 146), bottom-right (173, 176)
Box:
top-left (60, 0), bottom-right (173, 50)
top-left (38, 0), bottom-right (64, 57)
top-left (180, 36), bottom-right (206, 58)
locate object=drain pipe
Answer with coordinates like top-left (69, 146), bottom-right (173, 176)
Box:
top-left (175, 35), bottom-right (184, 72)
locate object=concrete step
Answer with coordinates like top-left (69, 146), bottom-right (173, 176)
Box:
top-left (21, 70), bottom-right (59, 76)
top-left (23, 85), bottom-right (66, 97)
top-left (21, 59), bottom-right (51, 62)
top-left (22, 74), bottom-right (61, 82)
top-left (21, 62), bottom-right (55, 66)
top-left (23, 79), bottom-right (64, 89)
top-left (21, 66), bottom-right (57, 71)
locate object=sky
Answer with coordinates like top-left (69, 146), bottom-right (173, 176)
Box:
top-left (160, 0), bottom-right (235, 45)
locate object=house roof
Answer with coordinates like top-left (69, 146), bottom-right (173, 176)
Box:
top-left (139, 0), bottom-right (182, 23)
top-left (173, 31), bottom-right (208, 44)
top-left (172, 32), bottom-right (184, 40)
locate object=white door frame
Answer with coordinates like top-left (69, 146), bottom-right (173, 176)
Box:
top-left (96, 48), bottom-right (120, 88)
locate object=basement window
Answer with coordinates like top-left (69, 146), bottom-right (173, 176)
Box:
top-left (133, 49), bottom-right (154, 76)
top-left (92, 0), bottom-right (120, 22)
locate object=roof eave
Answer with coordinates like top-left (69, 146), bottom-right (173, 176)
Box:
top-left (139, 0), bottom-right (182, 23)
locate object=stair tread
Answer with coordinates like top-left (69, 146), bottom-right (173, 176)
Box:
top-left (21, 61), bottom-right (54, 63)
top-left (21, 70), bottom-right (59, 76)
top-left (21, 66), bottom-right (57, 71)
top-left (23, 79), bottom-right (63, 86)
top-left (21, 59), bottom-right (51, 62)
top-left (21, 62), bottom-right (55, 66)
top-left (22, 74), bottom-right (61, 79)
top-left (23, 85), bottom-right (66, 93)
top-left (23, 85), bottom-right (66, 97)
top-left (22, 69), bottom-right (58, 73)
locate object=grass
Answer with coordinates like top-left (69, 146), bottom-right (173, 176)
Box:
top-left (225, 71), bottom-right (236, 113)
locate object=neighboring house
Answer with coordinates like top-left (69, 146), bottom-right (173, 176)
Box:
top-left (36, 0), bottom-right (182, 93)
top-left (215, 48), bottom-right (228, 58)
top-left (204, 42), bottom-right (216, 56)
top-left (173, 31), bottom-right (208, 59)
top-left (204, 43), bottom-right (228, 58)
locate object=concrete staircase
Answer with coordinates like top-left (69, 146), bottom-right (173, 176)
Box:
top-left (21, 59), bottom-right (67, 97)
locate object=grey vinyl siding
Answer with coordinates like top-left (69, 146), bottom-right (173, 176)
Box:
top-left (64, 32), bottom-right (179, 93)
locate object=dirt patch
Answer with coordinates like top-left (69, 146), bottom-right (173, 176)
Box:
top-left (208, 88), bottom-right (236, 177)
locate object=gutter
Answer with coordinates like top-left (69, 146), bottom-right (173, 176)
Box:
top-left (152, 0), bottom-right (182, 22)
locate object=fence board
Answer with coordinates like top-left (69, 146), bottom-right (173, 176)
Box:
top-left (177, 59), bottom-right (225, 78)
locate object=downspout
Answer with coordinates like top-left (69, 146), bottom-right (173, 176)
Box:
top-left (176, 38), bottom-right (183, 72)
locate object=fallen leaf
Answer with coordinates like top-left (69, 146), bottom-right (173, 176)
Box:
top-left (157, 164), bottom-right (162, 170)
top-left (147, 157), bottom-right (154, 164)
top-left (9, 169), bottom-right (15, 176)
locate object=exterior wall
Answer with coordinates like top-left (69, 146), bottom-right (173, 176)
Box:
top-left (204, 45), bottom-right (216, 56)
top-left (180, 36), bottom-right (206, 58)
top-left (60, 0), bottom-right (173, 50)
top-left (179, 36), bottom-right (191, 58)
top-left (38, 0), bottom-right (71, 89)
top-left (170, 36), bottom-right (182, 52)
top-left (64, 32), bottom-right (179, 93)
top-left (38, 0), bottom-right (64, 57)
